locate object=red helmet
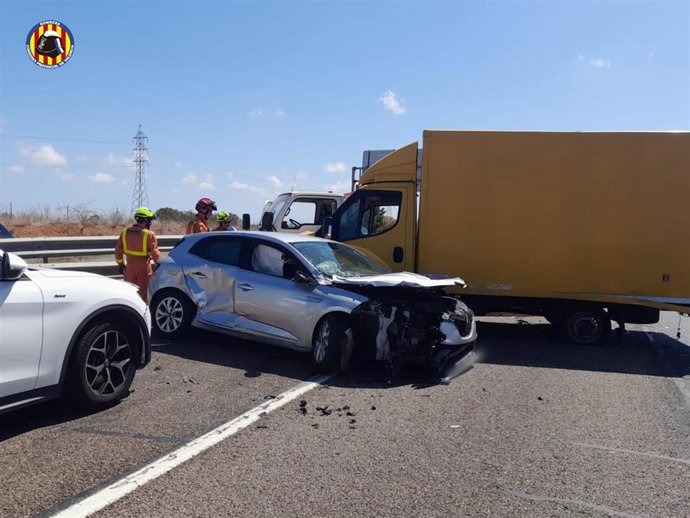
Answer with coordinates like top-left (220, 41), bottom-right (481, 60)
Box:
top-left (195, 197), bottom-right (217, 213)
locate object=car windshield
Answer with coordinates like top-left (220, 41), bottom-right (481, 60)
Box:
top-left (292, 241), bottom-right (390, 278)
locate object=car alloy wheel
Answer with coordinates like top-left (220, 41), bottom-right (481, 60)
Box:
top-left (314, 319), bottom-right (330, 364)
top-left (155, 296), bottom-right (185, 333)
top-left (84, 328), bottom-right (133, 397)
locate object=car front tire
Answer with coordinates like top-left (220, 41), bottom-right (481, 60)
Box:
top-left (312, 314), bottom-right (351, 373)
top-left (150, 289), bottom-right (196, 338)
top-left (67, 319), bottom-right (137, 410)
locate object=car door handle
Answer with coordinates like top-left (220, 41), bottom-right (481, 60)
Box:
top-left (238, 283), bottom-right (254, 292)
top-left (190, 271), bottom-right (208, 279)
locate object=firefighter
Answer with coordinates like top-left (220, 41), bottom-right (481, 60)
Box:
top-left (115, 207), bottom-right (161, 301)
top-left (214, 211), bottom-right (236, 231)
top-left (186, 197), bottom-right (217, 234)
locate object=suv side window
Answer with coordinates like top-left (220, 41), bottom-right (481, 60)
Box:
top-left (189, 236), bottom-right (243, 266)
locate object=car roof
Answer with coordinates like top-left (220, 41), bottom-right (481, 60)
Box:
top-left (181, 231), bottom-right (330, 246)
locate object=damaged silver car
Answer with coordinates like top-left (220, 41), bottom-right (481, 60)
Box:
top-left (148, 232), bottom-right (476, 382)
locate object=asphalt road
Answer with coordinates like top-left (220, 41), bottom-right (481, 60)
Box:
top-left (2, 313), bottom-right (689, 518)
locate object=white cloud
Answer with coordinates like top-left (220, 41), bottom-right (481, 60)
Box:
top-left (647, 51), bottom-right (655, 60)
top-left (250, 109), bottom-right (264, 118)
top-left (229, 181), bottom-right (265, 195)
top-left (296, 171), bottom-right (308, 181)
top-left (103, 152), bottom-right (133, 168)
top-left (325, 161), bottom-right (348, 174)
top-left (0, 118), bottom-right (6, 131)
top-left (77, 155), bottom-right (90, 163)
top-left (577, 54), bottom-right (585, 62)
top-left (379, 89), bottom-right (406, 115)
top-left (18, 144), bottom-right (67, 166)
top-left (324, 180), bottom-right (352, 194)
top-left (181, 174), bottom-right (215, 191)
top-left (6, 164), bottom-right (25, 174)
top-left (275, 109), bottom-right (285, 117)
top-left (197, 181), bottom-right (215, 191)
top-left (89, 173), bottom-right (115, 183)
top-left (268, 175), bottom-right (285, 189)
top-left (175, 161), bottom-right (183, 168)
top-left (590, 58), bottom-right (611, 68)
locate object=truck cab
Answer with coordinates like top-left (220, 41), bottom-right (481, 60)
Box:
top-left (259, 192), bottom-right (345, 234)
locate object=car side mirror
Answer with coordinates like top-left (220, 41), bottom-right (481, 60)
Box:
top-left (260, 211), bottom-right (275, 231)
top-left (242, 213), bottom-right (251, 230)
top-left (1, 251), bottom-right (28, 281)
top-left (293, 270), bottom-right (316, 286)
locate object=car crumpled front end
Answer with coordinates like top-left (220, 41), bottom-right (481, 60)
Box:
top-left (345, 286), bottom-right (477, 384)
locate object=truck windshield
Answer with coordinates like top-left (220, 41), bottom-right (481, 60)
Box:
top-left (293, 241), bottom-right (390, 278)
top-left (268, 194), bottom-right (291, 219)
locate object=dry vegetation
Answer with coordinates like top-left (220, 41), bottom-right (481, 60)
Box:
top-left (2, 206), bottom-right (188, 238)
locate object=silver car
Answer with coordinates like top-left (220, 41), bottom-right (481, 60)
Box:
top-left (148, 232), bottom-right (476, 382)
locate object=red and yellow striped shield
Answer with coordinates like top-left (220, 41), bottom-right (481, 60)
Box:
top-left (26, 20), bottom-right (75, 68)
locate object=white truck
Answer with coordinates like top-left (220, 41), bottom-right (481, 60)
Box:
top-left (257, 192), bottom-right (346, 234)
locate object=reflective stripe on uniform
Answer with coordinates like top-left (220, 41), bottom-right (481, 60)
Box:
top-left (121, 228), bottom-right (150, 257)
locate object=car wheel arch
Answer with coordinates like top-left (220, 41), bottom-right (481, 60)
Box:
top-left (58, 305), bottom-right (150, 389)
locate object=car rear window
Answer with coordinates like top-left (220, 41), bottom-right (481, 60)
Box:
top-left (189, 236), bottom-right (242, 266)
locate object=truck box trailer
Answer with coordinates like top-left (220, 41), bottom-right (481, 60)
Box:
top-left (329, 130), bottom-right (690, 344)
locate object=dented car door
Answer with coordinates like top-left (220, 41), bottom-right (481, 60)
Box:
top-left (183, 235), bottom-right (244, 329)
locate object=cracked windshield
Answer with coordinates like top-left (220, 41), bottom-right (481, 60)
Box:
top-left (293, 241), bottom-right (390, 278)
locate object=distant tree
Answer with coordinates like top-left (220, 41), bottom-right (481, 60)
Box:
top-left (156, 207), bottom-right (195, 222)
top-left (225, 212), bottom-right (240, 227)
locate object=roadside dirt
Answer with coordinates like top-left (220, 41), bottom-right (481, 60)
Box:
top-left (7, 221), bottom-right (187, 238)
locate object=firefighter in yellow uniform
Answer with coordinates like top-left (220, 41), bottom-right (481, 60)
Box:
top-left (115, 207), bottom-right (161, 301)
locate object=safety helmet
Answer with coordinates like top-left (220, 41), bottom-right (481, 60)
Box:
top-left (35, 30), bottom-right (64, 59)
top-left (195, 197), bottom-right (217, 213)
top-left (216, 211), bottom-right (230, 223)
top-left (133, 207), bottom-right (156, 221)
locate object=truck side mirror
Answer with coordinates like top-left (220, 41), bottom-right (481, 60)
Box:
top-left (320, 216), bottom-right (333, 239)
top-left (260, 211), bottom-right (275, 232)
top-left (242, 213), bottom-right (251, 230)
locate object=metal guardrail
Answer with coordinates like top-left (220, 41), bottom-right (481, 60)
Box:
top-left (0, 235), bottom-right (184, 277)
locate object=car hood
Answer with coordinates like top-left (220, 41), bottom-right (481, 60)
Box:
top-left (331, 272), bottom-right (465, 288)
top-left (30, 267), bottom-right (102, 279)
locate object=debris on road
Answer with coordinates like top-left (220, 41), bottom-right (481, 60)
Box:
top-left (316, 406), bottom-right (332, 416)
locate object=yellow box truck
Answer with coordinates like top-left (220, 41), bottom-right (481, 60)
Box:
top-left (329, 130), bottom-right (690, 344)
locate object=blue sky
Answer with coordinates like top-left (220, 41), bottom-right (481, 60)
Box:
top-left (1, 0), bottom-right (688, 219)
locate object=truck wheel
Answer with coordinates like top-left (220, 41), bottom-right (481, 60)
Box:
top-left (312, 314), bottom-right (351, 373)
top-left (561, 306), bottom-right (611, 345)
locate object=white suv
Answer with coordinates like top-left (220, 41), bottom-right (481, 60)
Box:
top-left (0, 250), bottom-right (151, 414)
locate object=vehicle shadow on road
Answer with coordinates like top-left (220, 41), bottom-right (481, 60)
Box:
top-left (0, 399), bottom-right (120, 443)
top-left (474, 321), bottom-right (690, 378)
top-left (152, 329), bottom-right (317, 381)
top-left (153, 329), bottom-right (447, 390)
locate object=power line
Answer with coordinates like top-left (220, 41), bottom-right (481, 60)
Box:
top-left (0, 133), bottom-right (130, 145)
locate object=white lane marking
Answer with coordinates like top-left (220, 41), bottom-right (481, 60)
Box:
top-left (51, 373), bottom-right (334, 518)
top-left (507, 489), bottom-right (647, 518)
top-left (573, 442), bottom-right (690, 466)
